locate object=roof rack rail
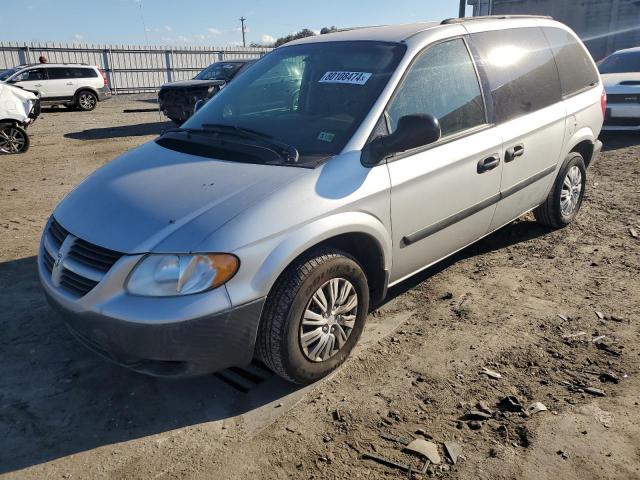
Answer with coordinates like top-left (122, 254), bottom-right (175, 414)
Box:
top-left (441, 14), bottom-right (553, 25)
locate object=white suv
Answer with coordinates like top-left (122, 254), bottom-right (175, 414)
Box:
top-left (0, 63), bottom-right (111, 111)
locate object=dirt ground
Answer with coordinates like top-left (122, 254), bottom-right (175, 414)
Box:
top-left (0, 96), bottom-right (639, 480)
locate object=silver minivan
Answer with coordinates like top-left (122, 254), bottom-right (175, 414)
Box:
top-left (39, 16), bottom-right (605, 384)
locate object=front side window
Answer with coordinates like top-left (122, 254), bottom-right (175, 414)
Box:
top-left (15, 68), bottom-right (47, 82)
top-left (385, 38), bottom-right (485, 137)
top-left (471, 27), bottom-right (562, 123)
top-left (598, 51), bottom-right (640, 74)
top-left (184, 41), bottom-right (406, 163)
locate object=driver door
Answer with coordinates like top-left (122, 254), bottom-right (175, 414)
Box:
top-left (386, 38), bottom-right (503, 283)
top-left (12, 68), bottom-right (50, 98)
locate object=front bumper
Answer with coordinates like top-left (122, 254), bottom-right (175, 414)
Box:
top-left (38, 237), bottom-right (265, 377)
top-left (45, 290), bottom-right (265, 377)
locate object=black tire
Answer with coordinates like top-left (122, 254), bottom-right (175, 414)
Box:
top-left (256, 249), bottom-right (370, 384)
top-left (75, 90), bottom-right (98, 111)
top-left (534, 152), bottom-right (586, 228)
top-left (0, 123), bottom-right (30, 154)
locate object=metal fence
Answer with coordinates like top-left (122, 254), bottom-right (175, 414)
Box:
top-left (0, 42), bottom-right (272, 94)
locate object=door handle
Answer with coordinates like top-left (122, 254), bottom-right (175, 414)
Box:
top-left (477, 154), bottom-right (500, 174)
top-left (505, 143), bottom-right (525, 163)
top-left (66, 82), bottom-right (74, 85)
top-left (34, 83), bottom-right (42, 87)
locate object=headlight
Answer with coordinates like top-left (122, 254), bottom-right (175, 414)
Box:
top-left (127, 254), bottom-right (239, 297)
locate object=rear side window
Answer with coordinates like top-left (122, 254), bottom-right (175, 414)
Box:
top-left (69, 68), bottom-right (98, 78)
top-left (47, 68), bottom-right (70, 80)
top-left (471, 27), bottom-right (561, 123)
top-left (543, 27), bottom-right (599, 95)
top-left (386, 38), bottom-right (486, 137)
top-left (47, 67), bottom-right (98, 79)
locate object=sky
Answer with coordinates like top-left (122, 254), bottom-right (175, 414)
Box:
top-left (0, 0), bottom-right (472, 46)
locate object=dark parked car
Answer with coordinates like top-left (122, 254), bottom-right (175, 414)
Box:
top-left (158, 59), bottom-right (255, 123)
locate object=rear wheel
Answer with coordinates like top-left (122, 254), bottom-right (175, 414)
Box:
top-left (534, 153), bottom-right (586, 228)
top-left (256, 249), bottom-right (369, 384)
top-left (76, 90), bottom-right (97, 111)
top-left (0, 123), bottom-right (29, 154)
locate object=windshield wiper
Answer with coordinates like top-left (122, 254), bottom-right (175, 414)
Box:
top-left (161, 125), bottom-right (300, 164)
top-left (201, 123), bottom-right (300, 163)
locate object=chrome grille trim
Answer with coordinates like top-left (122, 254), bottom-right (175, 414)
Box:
top-left (43, 217), bottom-right (124, 297)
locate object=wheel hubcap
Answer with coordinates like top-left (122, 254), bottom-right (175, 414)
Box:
top-left (560, 166), bottom-right (582, 217)
top-left (299, 278), bottom-right (358, 362)
top-left (0, 127), bottom-right (26, 153)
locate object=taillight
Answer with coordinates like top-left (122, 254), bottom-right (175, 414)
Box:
top-left (99, 68), bottom-right (107, 87)
top-left (601, 89), bottom-right (607, 117)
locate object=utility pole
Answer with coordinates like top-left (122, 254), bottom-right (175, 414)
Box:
top-left (459, 0), bottom-right (466, 18)
top-left (239, 16), bottom-right (247, 47)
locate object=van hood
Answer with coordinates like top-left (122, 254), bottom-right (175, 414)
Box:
top-left (160, 79), bottom-right (226, 90)
top-left (53, 141), bottom-right (308, 254)
top-left (601, 72), bottom-right (640, 88)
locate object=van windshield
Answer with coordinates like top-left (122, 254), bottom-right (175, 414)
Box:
top-left (599, 52), bottom-right (640, 74)
top-left (182, 41), bottom-right (406, 163)
top-left (195, 62), bottom-right (244, 81)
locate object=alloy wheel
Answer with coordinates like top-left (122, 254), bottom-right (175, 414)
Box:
top-left (79, 93), bottom-right (96, 110)
top-left (0, 126), bottom-right (26, 153)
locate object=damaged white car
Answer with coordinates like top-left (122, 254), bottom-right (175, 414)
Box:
top-left (0, 82), bottom-right (40, 154)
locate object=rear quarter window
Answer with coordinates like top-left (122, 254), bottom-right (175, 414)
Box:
top-left (47, 67), bottom-right (98, 79)
top-left (471, 27), bottom-right (562, 123)
top-left (542, 27), bottom-right (599, 96)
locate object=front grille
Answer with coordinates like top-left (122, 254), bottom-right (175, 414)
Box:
top-left (42, 217), bottom-right (124, 297)
top-left (68, 238), bottom-right (122, 272)
top-left (43, 249), bottom-right (55, 273)
top-left (60, 269), bottom-right (99, 297)
top-left (607, 93), bottom-right (640, 104)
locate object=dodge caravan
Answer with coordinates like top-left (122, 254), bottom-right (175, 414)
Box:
top-left (39, 16), bottom-right (604, 384)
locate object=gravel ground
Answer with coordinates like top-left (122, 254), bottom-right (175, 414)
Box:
top-left (0, 95), bottom-right (638, 479)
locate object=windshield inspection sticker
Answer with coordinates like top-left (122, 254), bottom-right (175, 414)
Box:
top-left (319, 71), bottom-right (372, 85)
top-left (318, 131), bottom-right (335, 142)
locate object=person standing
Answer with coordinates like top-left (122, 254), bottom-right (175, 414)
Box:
top-left (38, 55), bottom-right (48, 64)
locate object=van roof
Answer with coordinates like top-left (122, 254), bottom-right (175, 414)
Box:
top-left (286, 15), bottom-right (555, 46)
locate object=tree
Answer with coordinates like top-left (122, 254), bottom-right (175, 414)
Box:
top-left (273, 28), bottom-right (316, 47)
top-left (320, 26), bottom-right (338, 34)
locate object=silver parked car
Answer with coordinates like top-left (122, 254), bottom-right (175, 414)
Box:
top-left (39, 16), bottom-right (605, 384)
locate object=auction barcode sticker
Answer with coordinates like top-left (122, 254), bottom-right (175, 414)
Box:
top-left (319, 71), bottom-right (372, 85)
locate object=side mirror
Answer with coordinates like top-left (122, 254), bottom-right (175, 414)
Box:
top-left (363, 114), bottom-right (441, 166)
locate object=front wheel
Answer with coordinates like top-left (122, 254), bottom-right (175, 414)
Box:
top-left (534, 153), bottom-right (586, 228)
top-left (0, 123), bottom-right (29, 154)
top-left (256, 249), bottom-right (369, 384)
top-left (76, 91), bottom-right (98, 111)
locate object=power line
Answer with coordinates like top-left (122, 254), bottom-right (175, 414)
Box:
top-left (138, 0), bottom-right (150, 45)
